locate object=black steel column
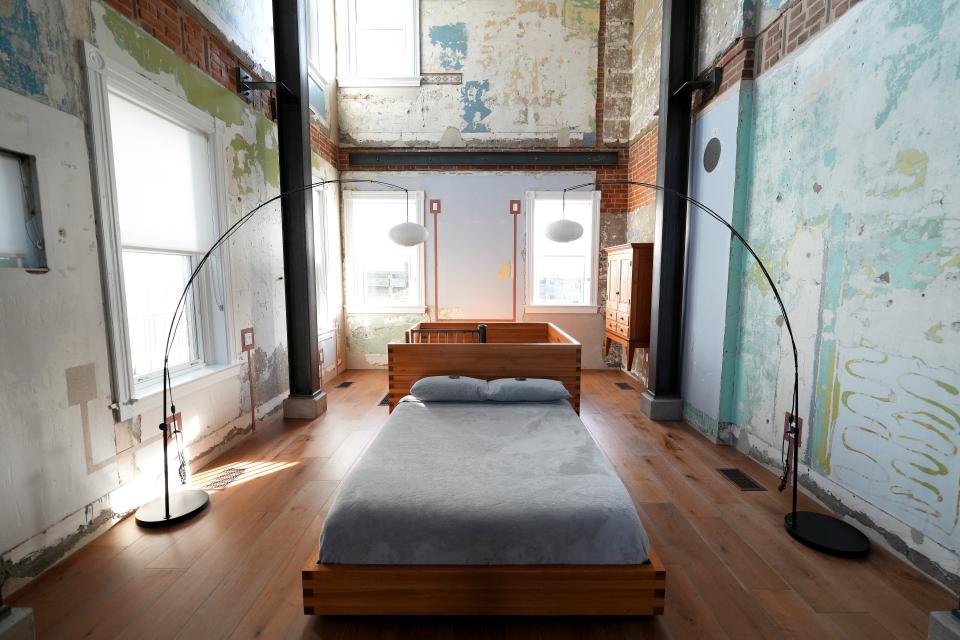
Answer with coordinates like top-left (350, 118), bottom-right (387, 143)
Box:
top-left (640, 0), bottom-right (697, 421)
top-left (273, 0), bottom-right (324, 415)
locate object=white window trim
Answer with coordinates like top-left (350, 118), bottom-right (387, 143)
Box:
top-left (523, 190), bottom-right (601, 315)
top-left (343, 189), bottom-right (426, 314)
top-left (336, 0), bottom-right (422, 88)
top-left (306, 0), bottom-right (336, 86)
top-left (83, 42), bottom-right (238, 420)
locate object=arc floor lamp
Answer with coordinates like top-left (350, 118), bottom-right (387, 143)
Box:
top-left (558, 180), bottom-right (870, 558)
top-left (134, 179), bottom-right (417, 527)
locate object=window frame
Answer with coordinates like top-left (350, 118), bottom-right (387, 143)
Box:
top-left (523, 190), bottom-right (601, 314)
top-left (307, 0), bottom-right (337, 86)
top-left (343, 189), bottom-right (426, 313)
top-left (0, 147), bottom-right (46, 270)
top-left (83, 42), bottom-right (238, 420)
top-left (336, 0), bottom-right (422, 88)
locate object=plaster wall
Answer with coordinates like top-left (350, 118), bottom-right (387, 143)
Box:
top-left (337, 0), bottom-right (601, 147)
top-left (629, 0), bottom-right (660, 140)
top-left (341, 171), bottom-right (620, 369)
top-left (698, 0), bottom-right (749, 71)
top-left (726, 0), bottom-right (960, 591)
top-left (192, 0), bottom-right (275, 73)
top-left (0, 0), bottom-right (335, 590)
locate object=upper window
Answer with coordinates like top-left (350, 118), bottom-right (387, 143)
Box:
top-left (524, 191), bottom-right (600, 312)
top-left (307, 0), bottom-right (337, 84)
top-left (0, 148), bottom-right (45, 270)
top-left (337, 0), bottom-right (421, 87)
top-left (343, 190), bottom-right (425, 311)
top-left (85, 43), bottom-right (234, 416)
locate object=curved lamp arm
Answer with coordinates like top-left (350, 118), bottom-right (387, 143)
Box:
top-left (157, 179), bottom-right (411, 477)
top-left (562, 180), bottom-right (800, 495)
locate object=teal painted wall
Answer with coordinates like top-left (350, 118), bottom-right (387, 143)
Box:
top-left (727, 0), bottom-right (959, 589)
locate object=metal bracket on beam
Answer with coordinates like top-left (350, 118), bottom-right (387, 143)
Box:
top-left (672, 67), bottom-right (723, 101)
top-left (236, 67), bottom-right (278, 99)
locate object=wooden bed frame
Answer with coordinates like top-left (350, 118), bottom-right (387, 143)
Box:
top-left (388, 321), bottom-right (583, 413)
top-left (302, 547), bottom-right (666, 616)
top-left (301, 321), bottom-right (665, 617)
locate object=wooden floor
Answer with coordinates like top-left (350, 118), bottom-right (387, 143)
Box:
top-left (12, 369), bottom-right (953, 639)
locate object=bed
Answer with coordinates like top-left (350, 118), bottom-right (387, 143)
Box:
top-left (387, 321), bottom-right (583, 413)
top-left (301, 394), bottom-right (666, 616)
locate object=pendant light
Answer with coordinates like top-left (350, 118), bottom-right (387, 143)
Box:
top-left (545, 218), bottom-right (584, 243)
top-left (389, 191), bottom-right (429, 246)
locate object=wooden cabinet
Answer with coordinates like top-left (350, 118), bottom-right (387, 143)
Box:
top-left (602, 243), bottom-right (653, 370)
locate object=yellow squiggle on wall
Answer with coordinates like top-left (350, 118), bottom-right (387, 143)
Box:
top-left (829, 344), bottom-right (960, 546)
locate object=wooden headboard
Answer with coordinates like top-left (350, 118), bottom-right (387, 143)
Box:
top-left (387, 323), bottom-right (582, 413)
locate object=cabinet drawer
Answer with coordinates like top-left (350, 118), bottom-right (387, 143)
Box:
top-left (605, 317), bottom-right (618, 333)
top-left (616, 323), bottom-right (629, 338)
top-left (617, 311), bottom-right (629, 324)
top-left (605, 307), bottom-right (617, 321)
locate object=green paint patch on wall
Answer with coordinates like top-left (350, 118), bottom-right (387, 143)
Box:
top-left (101, 3), bottom-right (247, 126)
top-left (228, 116), bottom-right (279, 189)
top-left (925, 323), bottom-right (944, 344)
top-left (562, 0), bottom-right (600, 38)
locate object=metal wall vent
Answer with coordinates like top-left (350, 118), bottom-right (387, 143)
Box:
top-left (336, 381), bottom-right (354, 388)
top-left (615, 382), bottom-right (635, 390)
top-left (378, 394), bottom-right (390, 406)
top-left (718, 468), bottom-right (766, 491)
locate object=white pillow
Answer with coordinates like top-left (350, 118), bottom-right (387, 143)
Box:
top-left (410, 375), bottom-right (488, 402)
top-left (487, 378), bottom-right (570, 402)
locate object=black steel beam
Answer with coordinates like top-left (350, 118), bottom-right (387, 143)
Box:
top-left (642, 0), bottom-right (697, 419)
top-left (347, 150), bottom-right (621, 168)
top-left (272, 0), bottom-right (321, 398)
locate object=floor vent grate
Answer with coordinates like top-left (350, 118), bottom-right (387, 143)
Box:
top-left (336, 381), bottom-right (354, 388)
top-left (615, 382), bottom-right (635, 390)
top-left (378, 394), bottom-right (390, 406)
top-left (718, 468), bottom-right (766, 491)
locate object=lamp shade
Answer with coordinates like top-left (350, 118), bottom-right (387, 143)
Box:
top-left (388, 221), bottom-right (430, 246)
top-left (545, 219), bottom-right (584, 243)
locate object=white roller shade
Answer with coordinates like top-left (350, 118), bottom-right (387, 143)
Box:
top-left (108, 91), bottom-right (216, 253)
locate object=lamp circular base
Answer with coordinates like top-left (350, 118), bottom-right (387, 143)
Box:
top-left (135, 489), bottom-right (210, 528)
top-left (784, 511), bottom-right (870, 558)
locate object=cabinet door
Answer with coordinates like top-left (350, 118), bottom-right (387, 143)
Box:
top-left (607, 256), bottom-right (621, 311)
top-left (618, 257), bottom-right (633, 316)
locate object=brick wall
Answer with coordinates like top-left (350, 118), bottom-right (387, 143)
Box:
top-left (698, 0), bottom-right (862, 109)
top-left (757, 0), bottom-right (862, 75)
top-left (627, 125), bottom-right (658, 209)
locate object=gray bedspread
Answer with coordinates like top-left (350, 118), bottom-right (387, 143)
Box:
top-left (318, 398), bottom-right (649, 565)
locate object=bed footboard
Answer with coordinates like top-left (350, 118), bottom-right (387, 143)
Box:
top-left (302, 548), bottom-right (666, 616)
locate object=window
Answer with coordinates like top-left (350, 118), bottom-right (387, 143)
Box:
top-left (84, 42), bottom-right (235, 417)
top-left (524, 191), bottom-right (600, 313)
top-left (344, 190), bottom-right (425, 311)
top-left (307, 0), bottom-right (336, 83)
top-left (313, 181), bottom-right (342, 328)
top-left (0, 148), bottom-right (45, 269)
top-left (337, 0), bottom-right (420, 87)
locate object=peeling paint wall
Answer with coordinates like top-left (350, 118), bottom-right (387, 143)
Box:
top-left (629, 0), bottom-right (660, 139)
top-left (698, 0), bottom-right (749, 71)
top-left (602, 0), bottom-right (634, 144)
top-left (0, 0), bottom-right (309, 593)
top-left (725, 0), bottom-right (960, 591)
top-left (338, 0), bottom-right (601, 147)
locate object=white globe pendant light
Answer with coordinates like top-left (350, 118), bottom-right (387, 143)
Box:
top-left (545, 218), bottom-right (584, 243)
top-left (389, 221), bottom-right (430, 246)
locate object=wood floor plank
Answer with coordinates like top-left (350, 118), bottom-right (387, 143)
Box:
top-left (9, 369), bottom-right (953, 640)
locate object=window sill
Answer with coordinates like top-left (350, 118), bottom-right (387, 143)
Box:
top-left (117, 361), bottom-right (245, 420)
top-left (524, 305), bottom-right (599, 315)
top-left (346, 306), bottom-right (428, 315)
top-left (337, 76), bottom-right (422, 88)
